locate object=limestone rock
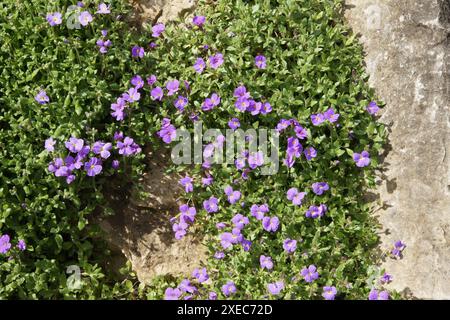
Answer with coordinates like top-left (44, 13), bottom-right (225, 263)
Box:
top-left (130, 0), bottom-right (196, 25)
top-left (99, 148), bottom-right (207, 283)
top-left (345, 0), bottom-right (450, 299)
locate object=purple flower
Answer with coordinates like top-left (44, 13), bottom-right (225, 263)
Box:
top-left (193, 15), bottom-right (206, 27)
top-left (202, 93), bottom-right (221, 111)
top-left (179, 176), bottom-right (193, 193)
top-left (368, 289), bottom-right (389, 300)
top-left (111, 101), bottom-right (125, 121)
top-left (368, 289), bottom-right (378, 300)
top-left (131, 45), bottom-right (144, 58)
top-left (286, 188), bottom-right (306, 206)
top-left (262, 216), bottom-right (279, 232)
top-left (259, 255), bottom-right (273, 270)
top-left (294, 125), bottom-right (308, 139)
top-left (378, 291), bottom-right (390, 300)
top-left (287, 137), bottom-right (303, 160)
top-left (220, 229), bottom-right (242, 249)
top-left (116, 136), bottom-right (141, 156)
top-left (301, 265), bottom-right (319, 283)
top-left (101, 29), bottom-right (108, 37)
top-left (311, 113), bottom-right (325, 126)
top-left (203, 196), bottom-right (219, 213)
top-left (283, 239), bottom-right (297, 253)
top-left (131, 75), bottom-right (145, 89)
top-left (96, 3), bottom-right (110, 14)
top-left (35, 90), bottom-right (50, 104)
top-left (202, 175), bottom-right (213, 186)
top-left (305, 204), bottom-right (327, 218)
top-left (367, 101), bottom-right (380, 115)
top-left (267, 281), bottom-right (284, 295)
top-left (78, 11), bottom-right (93, 26)
top-left (192, 268), bottom-right (209, 283)
top-left (45, 137), bottom-right (56, 152)
top-left (193, 58), bottom-right (206, 73)
top-left (231, 213), bottom-right (249, 229)
top-left (380, 272), bottom-right (393, 284)
top-left (123, 87), bottom-right (141, 103)
top-left (46, 12), bottom-right (62, 26)
top-left (235, 98), bottom-right (250, 112)
top-left (113, 131), bottom-right (124, 141)
top-left (255, 55), bottom-right (267, 69)
top-left (261, 102), bottom-right (272, 114)
top-left (0, 235), bottom-right (11, 254)
top-left (164, 287), bottom-right (182, 300)
top-left (112, 160), bottom-right (120, 169)
top-left (248, 100), bottom-right (262, 115)
top-left (151, 86), bottom-right (164, 101)
top-left (178, 279), bottom-right (196, 294)
top-left (221, 281), bottom-right (236, 297)
top-left (224, 186), bottom-right (241, 205)
top-left (250, 204), bottom-right (269, 220)
top-left (304, 147), bottom-right (317, 160)
top-left (208, 53), bottom-right (224, 69)
top-left (173, 96), bottom-right (188, 112)
top-left (65, 137), bottom-right (84, 153)
top-left (180, 204), bottom-right (197, 224)
top-left (209, 292), bottom-right (217, 300)
top-left (353, 151), bottom-right (371, 167)
top-left (157, 118), bottom-right (177, 143)
top-left (227, 118), bottom-right (240, 130)
top-left (312, 182), bottom-right (329, 195)
top-left (248, 151), bottom-right (264, 169)
top-left (233, 86), bottom-right (250, 99)
top-left (92, 142), bottom-right (112, 159)
top-left (214, 251), bottom-right (225, 259)
top-left (216, 222), bottom-right (226, 229)
top-left (152, 23), bottom-right (165, 37)
top-left (96, 39), bottom-right (112, 54)
top-left (241, 238), bottom-right (252, 251)
top-left (172, 221), bottom-right (188, 240)
top-left (324, 108), bottom-right (340, 123)
top-left (166, 80), bottom-right (179, 96)
top-left (323, 286), bottom-right (337, 300)
top-left (84, 158), bottom-right (102, 176)
top-left (276, 119), bottom-right (291, 132)
top-left (391, 240), bottom-right (406, 258)
top-left (147, 75), bottom-right (157, 86)
top-left (17, 239), bottom-right (26, 251)
top-left (235, 157), bottom-right (246, 171)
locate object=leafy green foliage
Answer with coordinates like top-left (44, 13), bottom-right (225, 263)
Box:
top-left (0, 0), bottom-right (387, 299)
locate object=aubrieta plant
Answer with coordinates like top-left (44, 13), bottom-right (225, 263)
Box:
top-left (0, 0), bottom-right (401, 300)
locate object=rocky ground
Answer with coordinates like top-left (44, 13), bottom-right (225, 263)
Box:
top-left (345, 0), bottom-right (450, 299)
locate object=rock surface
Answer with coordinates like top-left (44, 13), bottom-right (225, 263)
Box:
top-left (345, 0), bottom-right (450, 299)
top-left (98, 148), bottom-right (207, 283)
top-left (129, 0), bottom-right (196, 25)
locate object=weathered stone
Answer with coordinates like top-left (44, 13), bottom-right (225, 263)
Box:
top-left (345, 0), bottom-right (450, 299)
top-left (98, 148), bottom-right (207, 283)
top-left (129, 0), bottom-right (196, 25)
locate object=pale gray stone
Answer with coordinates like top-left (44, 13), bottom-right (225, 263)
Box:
top-left (345, 0), bottom-right (450, 299)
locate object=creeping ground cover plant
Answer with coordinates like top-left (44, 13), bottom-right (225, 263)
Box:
top-left (0, 0), bottom-right (401, 299)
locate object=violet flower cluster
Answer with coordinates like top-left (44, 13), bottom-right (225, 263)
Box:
top-left (0, 234), bottom-right (26, 254)
top-left (310, 108), bottom-right (340, 126)
top-left (157, 118), bottom-right (177, 144)
top-left (46, 133), bottom-right (140, 183)
top-left (164, 267), bottom-right (214, 300)
top-left (233, 85), bottom-right (272, 115)
top-left (171, 204), bottom-right (197, 240)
